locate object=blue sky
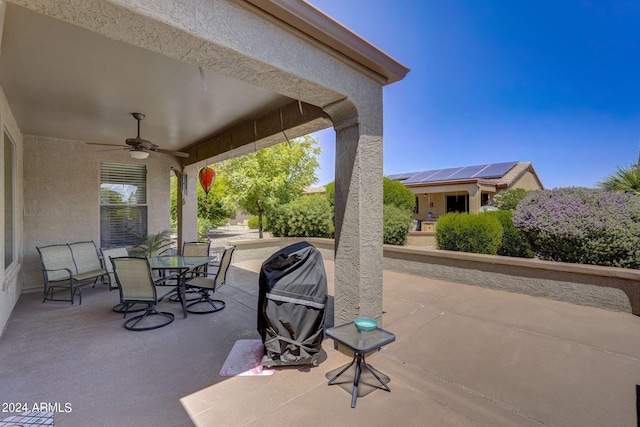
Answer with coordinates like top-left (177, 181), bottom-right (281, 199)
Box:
top-left (308, 0), bottom-right (640, 189)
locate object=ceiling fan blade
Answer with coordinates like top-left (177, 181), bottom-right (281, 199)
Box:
top-left (85, 142), bottom-right (128, 147)
top-left (155, 148), bottom-right (189, 158)
top-left (96, 147), bottom-right (130, 152)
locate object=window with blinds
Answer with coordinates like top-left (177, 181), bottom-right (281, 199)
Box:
top-left (100, 162), bottom-right (148, 248)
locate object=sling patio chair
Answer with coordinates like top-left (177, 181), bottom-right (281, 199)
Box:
top-left (111, 256), bottom-right (175, 331)
top-left (99, 247), bottom-right (129, 291)
top-left (159, 241), bottom-right (212, 302)
top-left (184, 246), bottom-right (235, 314)
top-left (101, 247), bottom-right (149, 314)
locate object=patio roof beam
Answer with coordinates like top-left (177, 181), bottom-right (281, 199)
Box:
top-left (181, 100), bottom-right (332, 166)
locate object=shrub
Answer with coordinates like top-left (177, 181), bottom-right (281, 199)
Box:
top-left (325, 181), bottom-right (335, 210)
top-left (436, 212), bottom-right (503, 254)
top-left (513, 187), bottom-right (640, 268)
top-left (482, 210), bottom-right (534, 258)
top-left (247, 217), bottom-right (259, 230)
top-left (383, 177), bottom-right (415, 212)
top-left (268, 195), bottom-right (333, 238)
top-left (383, 204), bottom-right (412, 245)
top-left (493, 188), bottom-right (534, 211)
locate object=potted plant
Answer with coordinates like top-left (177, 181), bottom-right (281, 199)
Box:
top-left (129, 230), bottom-right (174, 258)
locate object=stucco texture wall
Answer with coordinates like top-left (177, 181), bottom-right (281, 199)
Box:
top-left (22, 137), bottom-right (178, 291)
top-left (510, 170), bottom-right (543, 191)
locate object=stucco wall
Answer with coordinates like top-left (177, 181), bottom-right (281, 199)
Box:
top-left (509, 170), bottom-right (543, 191)
top-left (383, 246), bottom-right (639, 314)
top-left (22, 137), bottom-right (178, 291)
top-left (230, 238), bottom-right (640, 316)
top-left (0, 85), bottom-right (24, 336)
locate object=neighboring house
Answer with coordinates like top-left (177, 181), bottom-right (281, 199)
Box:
top-left (388, 161), bottom-right (543, 232)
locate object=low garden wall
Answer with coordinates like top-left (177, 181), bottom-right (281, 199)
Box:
top-left (228, 237), bottom-right (640, 315)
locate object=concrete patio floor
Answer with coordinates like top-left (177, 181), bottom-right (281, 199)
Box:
top-left (1, 256), bottom-right (640, 426)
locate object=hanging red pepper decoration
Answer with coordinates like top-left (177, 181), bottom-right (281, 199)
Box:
top-left (198, 167), bottom-right (216, 195)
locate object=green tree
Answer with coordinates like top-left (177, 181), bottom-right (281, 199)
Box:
top-left (196, 176), bottom-right (234, 239)
top-left (597, 164), bottom-right (640, 195)
top-left (216, 135), bottom-right (321, 238)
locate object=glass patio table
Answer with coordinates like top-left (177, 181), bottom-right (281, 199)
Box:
top-left (149, 256), bottom-right (218, 318)
top-left (325, 321), bottom-right (396, 408)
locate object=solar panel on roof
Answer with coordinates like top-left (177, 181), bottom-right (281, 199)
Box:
top-left (392, 161), bottom-right (520, 184)
top-left (388, 172), bottom-right (418, 181)
top-left (447, 165), bottom-right (487, 180)
top-left (473, 161), bottom-right (518, 179)
top-left (424, 167), bottom-right (465, 182)
top-left (405, 170), bottom-right (438, 184)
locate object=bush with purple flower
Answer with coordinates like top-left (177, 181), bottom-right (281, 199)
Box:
top-left (513, 187), bottom-right (640, 268)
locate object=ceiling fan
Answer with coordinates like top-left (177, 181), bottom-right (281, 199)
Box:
top-left (87, 113), bottom-right (189, 159)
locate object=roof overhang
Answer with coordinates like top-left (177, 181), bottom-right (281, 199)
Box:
top-left (242, 0), bottom-right (410, 85)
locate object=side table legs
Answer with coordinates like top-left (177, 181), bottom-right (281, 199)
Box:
top-left (328, 352), bottom-right (391, 408)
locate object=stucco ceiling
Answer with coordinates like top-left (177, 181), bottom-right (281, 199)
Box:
top-left (0, 3), bottom-right (294, 154)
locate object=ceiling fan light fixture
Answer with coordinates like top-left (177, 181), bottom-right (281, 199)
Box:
top-left (129, 150), bottom-right (149, 159)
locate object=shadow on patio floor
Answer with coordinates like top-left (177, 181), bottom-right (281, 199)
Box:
top-left (2, 258), bottom-right (640, 426)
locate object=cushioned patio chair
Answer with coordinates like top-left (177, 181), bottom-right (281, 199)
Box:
top-left (184, 246), bottom-right (234, 314)
top-left (111, 257), bottom-right (174, 331)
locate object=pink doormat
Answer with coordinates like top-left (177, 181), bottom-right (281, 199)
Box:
top-left (219, 339), bottom-right (275, 377)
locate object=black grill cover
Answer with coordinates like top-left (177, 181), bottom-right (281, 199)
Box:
top-left (258, 242), bottom-right (327, 367)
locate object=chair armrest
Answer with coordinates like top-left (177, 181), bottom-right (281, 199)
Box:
top-left (42, 267), bottom-right (74, 280)
top-left (190, 268), bottom-right (220, 278)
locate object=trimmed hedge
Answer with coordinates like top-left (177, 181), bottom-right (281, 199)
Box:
top-left (268, 195), bottom-right (334, 238)
top-left (383, 204), bottom-right (412, 245)
top-left (513, 187), bottom-right (640, 268)
top-left (383, 177), bottom-right (415, 213)
top-left (482, 210), bottom-right (534, 258)
top-left (436, 212), bottom-right (503, 255)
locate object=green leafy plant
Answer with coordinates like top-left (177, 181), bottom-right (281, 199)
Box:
top-left (597, 164), bottom-right (640, 195)
top-left (383, 177), bottom-right (415, 212)
top-left (436, 212), bottom-right (503, 254)
top-left (383, 204), bottom-right (412, 245)
top-left (247, 217), bottom-right (260, 230)
top-left (216, 135), bottom-right (321, 238)
top-left (129, 230), bottom-right (173, 257)
top-left (482, 210), bottom-right (534, 258)
top-left (268, 194), bottom-right (333, 238)
top-left (493, 188), bottom-right (534, 211)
